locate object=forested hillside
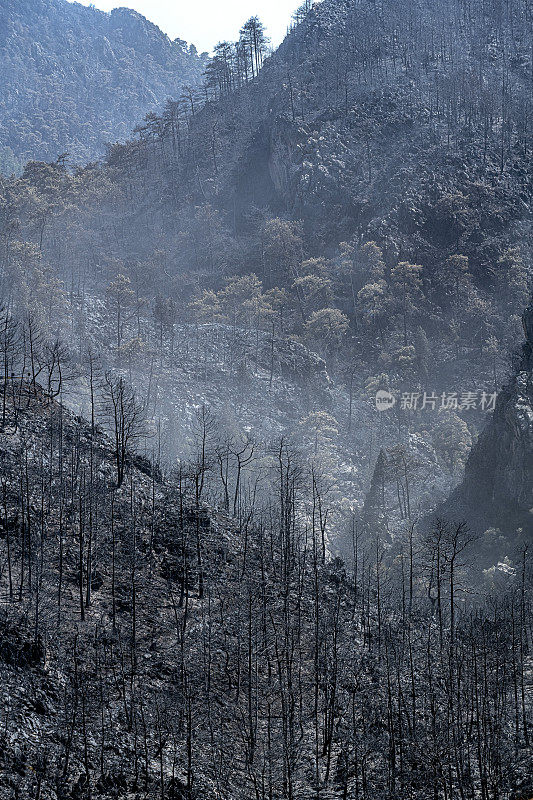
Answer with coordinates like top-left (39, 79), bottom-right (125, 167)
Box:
top-left (0, 377), bottom-right (532, 799)
top-left (0, 0), bottom-right (206, 171)
top-left (0, 0), bottom-right (533, 794)
top-left (0, 0), bottom-right (531, 538)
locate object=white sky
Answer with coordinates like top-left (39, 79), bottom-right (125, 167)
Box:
top-left (71, 0), bottom-right (301, 53)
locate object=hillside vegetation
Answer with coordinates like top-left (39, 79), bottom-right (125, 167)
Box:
top-left (0, 0), bottom-right (206, 171)
top-left (0, 385), bottom-right (532, 799)
top-left (0, 0), bottom-right (531, 538)
top-left (0, 0), bottom-right (533, 796)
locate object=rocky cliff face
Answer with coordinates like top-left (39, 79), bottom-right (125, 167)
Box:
top-left (457, 372), bottom-right (533, 528)
top-left (443, 302), bottom-right (533, 534)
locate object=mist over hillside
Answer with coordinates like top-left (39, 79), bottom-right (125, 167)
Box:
top-left (2, 0), bottom-right (531, 534)
top-left (0, 0), bottom-right (533, 797)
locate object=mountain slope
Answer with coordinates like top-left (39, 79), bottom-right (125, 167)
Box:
top-left (0, 0), bottom-right (532, 542)
top-left (0, 385), bottom-right (532, 799)
top-left (439, 298), bottom-right (533, 536)
top-left (1, 1), bottom-right (533, 796)
top-left (0, 0), bottom-right (206, 170)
